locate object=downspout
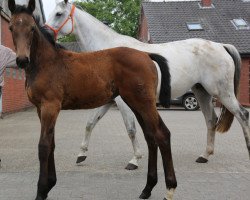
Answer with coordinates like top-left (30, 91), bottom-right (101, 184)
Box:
top-left (38, 0), bottom-right (46, 22)
top-left (0, 7), bottom-right (2, 118)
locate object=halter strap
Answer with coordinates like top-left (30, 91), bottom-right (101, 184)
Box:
top-left (45, 5), bottom-right (76, 40)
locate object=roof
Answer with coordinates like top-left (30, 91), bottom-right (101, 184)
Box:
top-left (60, 42), bottom-right (81, 52)
top-left (142, 0), bottom-right (250, 54)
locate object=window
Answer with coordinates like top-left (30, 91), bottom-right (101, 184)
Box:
top-left (232, 19), bottom-right (250, 30)
top-left (186, 22), bottom-right (203, 31)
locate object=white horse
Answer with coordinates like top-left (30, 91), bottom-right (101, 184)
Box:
top-left (46, 0), bottom-right (250, 169)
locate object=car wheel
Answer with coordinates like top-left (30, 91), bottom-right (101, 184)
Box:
top-left (183, 94), bottom-right (199, 111)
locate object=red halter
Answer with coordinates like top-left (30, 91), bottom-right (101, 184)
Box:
top-left (45, 5), bottom-right (76, 40)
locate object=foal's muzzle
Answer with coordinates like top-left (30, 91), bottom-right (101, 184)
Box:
top-left (16, 57), bottom-right (29, 69)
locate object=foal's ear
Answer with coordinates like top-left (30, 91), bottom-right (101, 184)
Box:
top-left (28, 0), bottom-right (36, 13)
top-left (64, 0), bottom-right (68, 4)
top-left (8, 0), bottom-right (16, 14)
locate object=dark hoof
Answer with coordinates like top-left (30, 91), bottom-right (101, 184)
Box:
top-left (35, 196), bottom-right (45, 200)
top-left (196, 156), bottom-right (208, 163)
top-left (76, 156), bottom-right (87, 164)
top-left (139, 191), bottom-right (151, 199)
top-left (163, 198), bottom-right (167, 200)
top-left (125, 163), bottom-right (138, 170)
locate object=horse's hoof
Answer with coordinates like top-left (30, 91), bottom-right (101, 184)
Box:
top-left (76, 156), bottom-right (87, 164)
top-left (163, 198), bottom-right (167, 200)
top-left (139, 191), bottom-right (151, 199)
top-left (125, 163), bottom-right (138, 170)
top-left (196, 156), bottom-right (208, 163)
top-left (35, 196), bottom-right (44, 200)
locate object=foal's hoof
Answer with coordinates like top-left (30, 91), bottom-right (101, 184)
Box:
top-left (139, 191), bottom-right (151, 199)
top-left (125, 163), bottom-right (138, 170)
top-left (76, 156), bottom-right (87, 164)
top-left (196, 156), bottom-right (208, 163)
top-left (35, 196), bottom-right (45, 200)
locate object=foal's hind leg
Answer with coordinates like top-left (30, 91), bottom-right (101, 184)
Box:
top-left (77, 103), bottom-right (113, 164)
top-left (132, 111), bottom-right (158, 199)
top-left (115, 96), bottom-right (142, 170)
top-left (192, 84), bottom-right (217, 163)
top-left (128, 107), bottom-right (176, 200)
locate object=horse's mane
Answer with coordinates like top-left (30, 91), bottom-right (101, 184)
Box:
top-left (13, 5), bottom-right (65, 50)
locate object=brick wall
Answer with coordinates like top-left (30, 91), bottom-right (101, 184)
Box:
top-left (238, 58), bottom-right (250, 106)
top-left (1, 16), bottom-right (32, 114)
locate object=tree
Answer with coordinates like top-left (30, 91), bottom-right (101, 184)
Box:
top-left (75, 0), bottom-right (141, 38)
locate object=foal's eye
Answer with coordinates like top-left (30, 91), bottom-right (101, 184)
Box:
top-left (31, 26), bottom-right (35, 32)
top-left (9, 26), bottom-right (13, 32)
top-left (56, 12), bottom-right (63, 17)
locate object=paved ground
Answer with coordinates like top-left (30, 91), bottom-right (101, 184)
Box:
top-left (0, 107), bottom-right (250, 200)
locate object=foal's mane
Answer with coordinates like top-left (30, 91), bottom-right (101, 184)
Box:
top-left (13, 5), bottom-right (65, 50)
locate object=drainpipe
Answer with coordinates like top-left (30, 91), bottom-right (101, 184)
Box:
top-left (0, 7), bottom-right (2, 118)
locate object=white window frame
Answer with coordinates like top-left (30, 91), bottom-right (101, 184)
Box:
top-left (186, 22), bottom-right (203, 31)
top-left (231, 18), bottom-right (250, 30)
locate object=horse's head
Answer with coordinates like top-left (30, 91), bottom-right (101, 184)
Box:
top-left (8, 0), bottom-right (36, 68)
top-left (46, 0), bottom-right (75, 39)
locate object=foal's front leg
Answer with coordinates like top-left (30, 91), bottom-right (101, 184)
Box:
top-left (36, 102), bottom-right (60, 200)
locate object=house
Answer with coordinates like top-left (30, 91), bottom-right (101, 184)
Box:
top-left (139, 0), bottom-right (250, 106)
top-left (0, 0), bottom-right (45, 116)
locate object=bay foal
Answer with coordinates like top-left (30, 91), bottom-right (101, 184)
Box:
top-left (8, 0), bottom-right (176, 199)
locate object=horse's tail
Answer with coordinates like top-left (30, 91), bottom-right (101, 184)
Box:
top-left (215, 44), bottom-right (241, 133)
top-left (149, 53), bottom-right (171, 108)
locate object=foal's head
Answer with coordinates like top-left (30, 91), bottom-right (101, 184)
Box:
top-left (8, 0), bottom-right (37, 68)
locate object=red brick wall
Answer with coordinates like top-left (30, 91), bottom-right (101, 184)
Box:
top-left (238, 58), bottom-right (250, 106)
top-left (1, 17), bottom-right (32, 114)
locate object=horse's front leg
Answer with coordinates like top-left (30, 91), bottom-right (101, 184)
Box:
top-left (76, 103), bottom-right (113, 164)
top-left (36, 102), bottom-right (60, 200)
top-left (115, 96), bottom-right (142, 170)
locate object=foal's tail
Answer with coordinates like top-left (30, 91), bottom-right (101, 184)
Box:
top-left (215, 44), bottom-right (242, 133)
top-left (149, 53), bottom-right (171, 107)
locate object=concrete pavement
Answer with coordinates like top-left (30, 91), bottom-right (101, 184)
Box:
top-left (0, 107), bottom-right (250, 200)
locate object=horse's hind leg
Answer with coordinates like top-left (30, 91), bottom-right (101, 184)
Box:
top-left (219, 96), bottom-right (250, 158)
top-left (115, 96), bottom-right (142, 170)
top-left (192, 84), bottom-right (217, 163)
top-left (76, 103), bottom-right (113, 164)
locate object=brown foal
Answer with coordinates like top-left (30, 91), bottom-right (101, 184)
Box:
top-left (8, 0), bottom-right (177, 199)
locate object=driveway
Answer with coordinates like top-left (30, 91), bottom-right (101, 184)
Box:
top-left (0, 108), bottom-right (250, 200)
